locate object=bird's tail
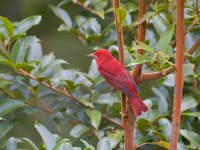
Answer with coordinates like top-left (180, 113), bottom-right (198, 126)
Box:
top-left (128, 94), bottom-right (148, 116)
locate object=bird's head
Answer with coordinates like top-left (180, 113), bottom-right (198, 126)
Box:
top-left (87, 49), bottom-right (113, 65)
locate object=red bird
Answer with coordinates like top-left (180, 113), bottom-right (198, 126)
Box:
top-left (89, 49), bottom-right (148, 116)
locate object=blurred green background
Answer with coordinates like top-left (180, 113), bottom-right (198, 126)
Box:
top-left (0, 0), bottom-right (90, 72)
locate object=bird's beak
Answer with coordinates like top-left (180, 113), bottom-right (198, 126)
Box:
top-left (87, 53), bottom-right (94, 57)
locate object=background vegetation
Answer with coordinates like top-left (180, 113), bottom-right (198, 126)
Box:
top-left (0, 0), bottom-right (200, 150)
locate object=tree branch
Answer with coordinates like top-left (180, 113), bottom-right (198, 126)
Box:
top-left (113, 0), bottom-right (126, 127)
top-left (170, 1), bottom-right (185, 149)
top-left (141, 37), bottom-right (200, 81)
top-left (16, 68), bottom-right (122, 128)
top-left (74, 0), bottom-right (103, 19)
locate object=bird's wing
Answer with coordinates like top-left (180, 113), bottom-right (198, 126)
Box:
top-left (99, 65), bottom-right (139, 96)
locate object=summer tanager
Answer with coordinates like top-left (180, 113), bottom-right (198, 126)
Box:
top-left (88, 49), bottom-right (148, 116)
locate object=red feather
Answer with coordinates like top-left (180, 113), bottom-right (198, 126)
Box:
top-left (92, 49), bottom-right (148, 116)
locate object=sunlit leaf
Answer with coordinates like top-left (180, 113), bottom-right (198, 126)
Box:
top-left (107, 130), bottom-right (123, 148)
top-left (86, 109), bottom-right (101, 129)
top-left (116, 8), bottom-right (126, 25)
top-left (35, 122), bottom-right (56, 150)
top-left (7, 137), bottom-right (22, 150)
top-left (181, 96), bottom-right (199, 112)
top-left (0, 16), bottom-right (14, 37)
top-left (184, 63), bottom-right (194, 78)
top-left (14, 16), bottom-right (41, 35)
top-left (155, 25), bottom-right (174, 52)
top-left (97, 137), bottom-right (111, 150)
top-left (152, 87), bottom-right (168, 113)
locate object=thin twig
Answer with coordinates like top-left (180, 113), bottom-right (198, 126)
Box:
top-left (16, 68), bottom-right (122, 127)
top-left (170, 1), bottom-right (185, 149)
top-left (74, 0), bottom-right (103, 19)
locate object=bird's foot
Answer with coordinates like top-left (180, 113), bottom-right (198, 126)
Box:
top-left (108, 88), bottom-right (117, 96)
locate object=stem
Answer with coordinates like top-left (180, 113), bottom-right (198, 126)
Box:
top-left (170, 1), bottom-right (185, 150)
top-left (75, 0), bottom-right (103, 19)
top-left (113, 0), bottom-right (126, 128)
top-left (16, 68), bottom-right (122, 128)
top-left (113, 0), bottom-right (135, 149)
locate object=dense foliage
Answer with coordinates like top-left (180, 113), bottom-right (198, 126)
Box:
top-left (0, 0), bottom-right (200, 149)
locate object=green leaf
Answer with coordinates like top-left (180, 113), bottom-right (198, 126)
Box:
top-left (49, 5), bottom-right (72, 28)
top-left (70, 124), bottom-right (89, 138)
top-left (0, 77), bottom-right (12, 88)
top-left (128, 54), bottom-right (152, 66)
top-left (14, 16), bottom-right (41, 35)
top-left (21, 138), bottom-right (39, 150)
top-left (86, 109), bottom-right (101, 129)
top-left (34, 122), bottom-right (56, 150)
top-left (54, 142), bottom-right (73, 150)
top-left (80, 139), bottom-right (95, 150)
top-left (136, 43), bottom-right (155, 53)
top-left (11, 36), bottom-right (39, 63)
top-left (116, 8), bottom-right (127, 25)
top-left (136, 118), bottom-right (150, 131)
top-left (107, 130), bottom-right (123, 148)
top-left (180, 130), bottom-right (200, 148)
top-left (53, 138), bottom-right (70, 150)
top-left (0, 99), bottom-right (26, 117)
top-left (152, 87), bottom-right (168, 113)
top-left (0, 16), bottom-right (14, 37)
top-left (15, 62), bottom-right (36, 72)
top-left (155, 25), bottom-right (174, 52)
top-left (11, 38), bottom-right (26, 63)
top-left (26, 42), bottom-right (43, 61)
top-left (181, 96), bottom-right (199, 112)
top-left (97, 137), bottom-right (111, 150)
top-left (182, 112), bottom-right (200, 118)
top-left (138, 141), bottom-right (170, 149)
top-left (7, 137), bottom-right (22, 150)
top-left (184, 63), bottom-right (194, 78)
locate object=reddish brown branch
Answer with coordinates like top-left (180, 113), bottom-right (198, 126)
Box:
top-left (141, 37), bottom-right (200, 81)
top-left (75, 0), bottom-right (103, 19)
top-left (113, 0), bottom-right (126, 127)
top-left (170, 1), bottom-right (185, 150)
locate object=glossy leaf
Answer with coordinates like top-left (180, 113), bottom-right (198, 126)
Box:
top-left (97, 137), bottom-right (111, 150)
top-left (184, 63), bottom-right (194, 78)
top-left (181, 96), bottom-right (199, 112)
top-left (7, 137), bottom-right (22, 150)
top-left (0, 99), bottom-right (26, 117)
top-left (35, 122), bottom-right (56, 150)
top-left (86, 109), bottom-right (101, 129)
top-left (49, 5), bottom-right (72, 28)
top-left (14, 16), bottom-right (41, 35)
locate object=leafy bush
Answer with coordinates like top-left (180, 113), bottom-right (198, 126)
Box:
top-left (0, 0), bottom-right (200, 149)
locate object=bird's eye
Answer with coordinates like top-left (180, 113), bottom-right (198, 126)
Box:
top-left (96, 54), bottom-right (101, 58)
